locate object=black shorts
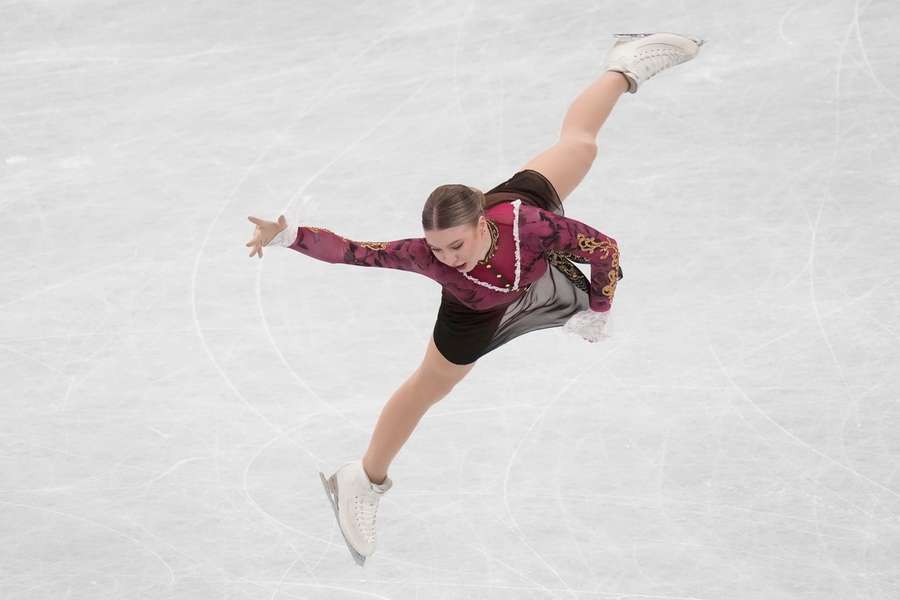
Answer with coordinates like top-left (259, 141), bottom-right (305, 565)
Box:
top-left (432, 170), bottom-right (584, 365)
top-left (483, 168), bottom-right (564, 213)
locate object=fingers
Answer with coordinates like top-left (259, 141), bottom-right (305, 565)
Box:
top-left (246, 216), bottom-right (278, 258)
top-left (247, 232), bottom-right (260, 257)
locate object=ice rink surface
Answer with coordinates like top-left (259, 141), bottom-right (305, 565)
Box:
top-left (2, 1), bottom-right (899, 598)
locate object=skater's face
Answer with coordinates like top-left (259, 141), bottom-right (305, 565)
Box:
top-left (425, 217), bottom-right (486, 273)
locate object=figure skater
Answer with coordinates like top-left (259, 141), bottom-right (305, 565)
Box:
top-left (245, 32), bottom-right (704, 566)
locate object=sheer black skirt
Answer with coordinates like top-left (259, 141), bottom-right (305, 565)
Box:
top-left (432, 169), bottom-right (623, 365)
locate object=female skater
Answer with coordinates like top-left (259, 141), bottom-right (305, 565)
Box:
top-left (245, 32), bottom-right (704, 566)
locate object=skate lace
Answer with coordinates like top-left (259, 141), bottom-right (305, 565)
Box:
top-left (635, 47), bottom-right (684, 75)
top-left (354, 493), bottom-right (380, 543)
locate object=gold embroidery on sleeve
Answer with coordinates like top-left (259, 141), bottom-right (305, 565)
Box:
top-left (574, 234), bottom-right (620, 297)
top-left (602, 244), bottom-right (620, 298)
top-left (577, 233), bottom-right (610, 255)
top-left (356, 241), bottom-right (388, 251)
top-left (306, 226), bottom-right (342, 239)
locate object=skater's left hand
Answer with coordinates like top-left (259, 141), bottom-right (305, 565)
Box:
top-left (562, 309), bottom-right (610, 343)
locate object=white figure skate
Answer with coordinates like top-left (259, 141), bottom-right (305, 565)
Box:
top-left (319, 459), bottom-right (393, 566)
top-left (604, 32), bottom-right (706, 93)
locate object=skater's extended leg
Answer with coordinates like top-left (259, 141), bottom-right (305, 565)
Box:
top-left (520, 70), bottom-right (629, 203)
top-left (361, 336), bottom-right (476, 484)
top-left (560, 70), bottom-right (630, 141)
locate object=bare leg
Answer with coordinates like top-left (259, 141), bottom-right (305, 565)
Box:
top-left (521, 70), bottom-right (629, 202)
top-left (560, 70), bottom-right (630, 141)
top-left (361, 368), bottom-right (455, 485)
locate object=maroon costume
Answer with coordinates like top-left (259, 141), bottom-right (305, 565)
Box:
top-left (271, 170), bottom-right (623, 364)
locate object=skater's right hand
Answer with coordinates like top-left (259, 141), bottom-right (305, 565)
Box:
top-left (246, 214), bottom-right (287, 258)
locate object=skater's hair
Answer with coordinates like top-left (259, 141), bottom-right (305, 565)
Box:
top-left (422, 184), bottom-right (485, 232)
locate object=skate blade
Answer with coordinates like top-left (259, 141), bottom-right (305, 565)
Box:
top-left (318, 471), bottom-right (367, 567)
top-left (613, 32), bottom-right (706, 46)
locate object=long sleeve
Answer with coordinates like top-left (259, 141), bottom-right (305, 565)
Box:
top-left (519, 205), bottom-right (622, 312)
top-left (268, 219), bottom-right (438, 276)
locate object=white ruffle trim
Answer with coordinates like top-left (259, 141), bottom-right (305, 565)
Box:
top-left (562, 309), bottom-right (610, 343)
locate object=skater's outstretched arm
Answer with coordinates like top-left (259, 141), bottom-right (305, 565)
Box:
top-left (247, 214), bottom-right (439, 277)
top-left (519, 204), bottom-right (622, 312)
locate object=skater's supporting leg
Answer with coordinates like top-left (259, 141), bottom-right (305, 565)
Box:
top-left (520, 71), bottom-right (629, 203)
top-left (362, 336), bottom-right (475, 484)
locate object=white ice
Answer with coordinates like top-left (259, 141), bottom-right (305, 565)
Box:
top-left (2, 1), bottom-right (899, 598)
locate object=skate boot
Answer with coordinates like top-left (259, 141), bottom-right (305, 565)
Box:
top-left (603, 32), bottom-right (706, 94)
top-left (319, 459), bottom-right (393, 566)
